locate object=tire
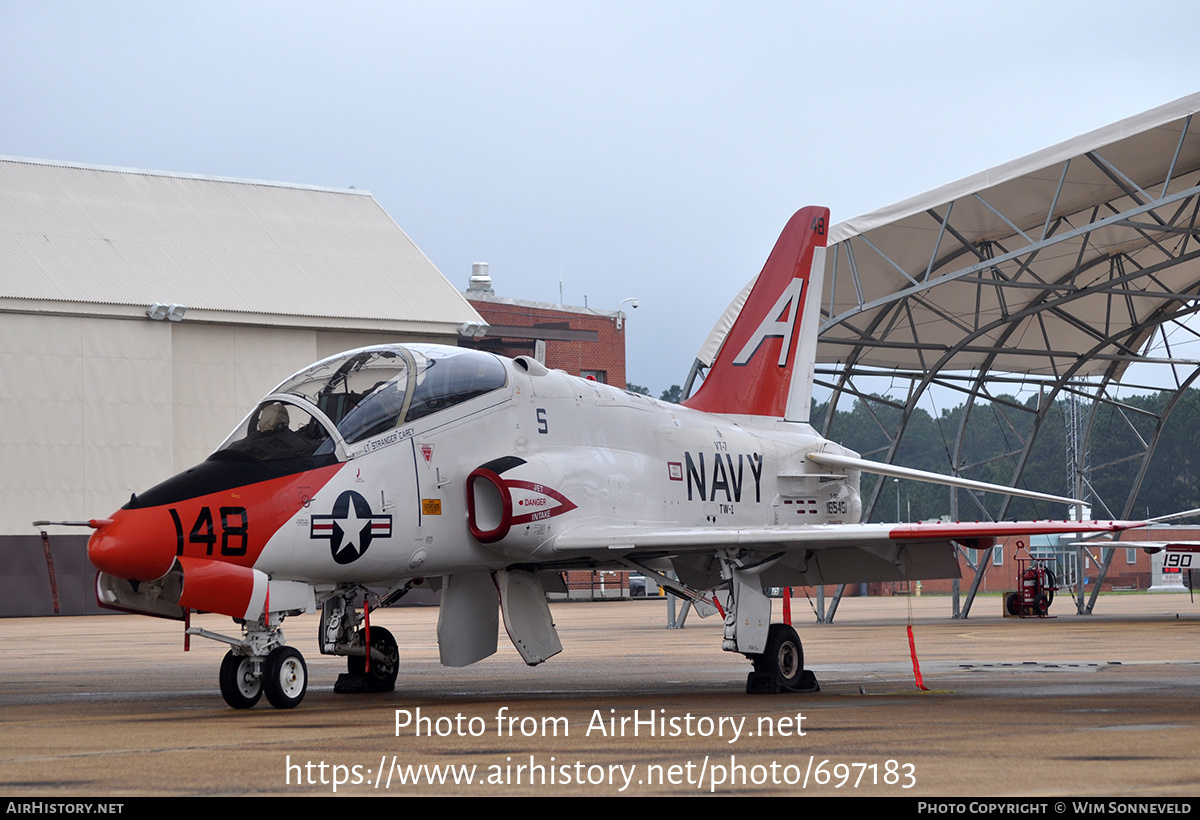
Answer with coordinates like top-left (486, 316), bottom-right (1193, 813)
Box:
top-left (263, 646), bottom-right (307, 709)
top-left (1006, 593), bottom-right (1021, 616)
top-left (1033, 592), bottom-right (1051, 616)
top-left (757, 623), bottom-right (804, 689)
top-left (219, 651), bottom-right (262, 709)
top-left (348, 626), bottom-right (399, 692)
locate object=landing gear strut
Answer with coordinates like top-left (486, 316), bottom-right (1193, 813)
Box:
top-left (321, 586), bottom-right (402, 694)
top-left (715, 553), bottom-right (819, 694)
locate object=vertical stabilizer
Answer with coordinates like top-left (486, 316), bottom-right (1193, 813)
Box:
top-left (682, 206), bottom-right (829, 420)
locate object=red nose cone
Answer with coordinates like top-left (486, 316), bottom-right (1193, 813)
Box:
top-left (87, 510), bottom-right (178, 581)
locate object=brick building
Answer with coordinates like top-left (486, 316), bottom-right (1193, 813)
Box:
top-left (460, 263), bottom-right (627, 389)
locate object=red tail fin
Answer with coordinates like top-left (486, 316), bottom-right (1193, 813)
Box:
top-left (682, 206), bottom-right (828, 420)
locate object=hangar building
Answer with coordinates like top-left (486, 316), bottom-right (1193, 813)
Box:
top-left (0, 157), bottom-right (484, 616)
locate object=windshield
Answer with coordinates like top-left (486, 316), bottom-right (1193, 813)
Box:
top-left (216, 401), bottom-right (336, 461)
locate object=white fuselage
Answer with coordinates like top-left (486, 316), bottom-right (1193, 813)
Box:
top-left (253, 355), bottom-right (863, 584)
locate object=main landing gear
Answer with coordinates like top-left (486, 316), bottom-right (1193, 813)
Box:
top-left (749, 623), bottom-right (811, 692)
top-left (743, 616), bottom-right (820, 694)
top-left (717, 554), bottom-right (820, 695)
top-left (345, 626), bottom-right (400, 692)
top-left (321, 587), bottom-right (400, 695)
top-left (626, 554), bottom-right (820, 694)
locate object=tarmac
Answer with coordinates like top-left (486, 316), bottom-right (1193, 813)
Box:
top-left (1, 591), bottom-right (1198, 797)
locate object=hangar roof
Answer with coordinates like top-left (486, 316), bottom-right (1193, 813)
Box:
top-left (695, 93), bottom-right (1200, 384)
top-left (0, 157), bottom-right (481, 334)
top-left (685, 93), bottom-right (1200, 540)
top-left (685, 94), bottom-right (1200, 617)
top-left (820, 92), bottom-right (1200, 379)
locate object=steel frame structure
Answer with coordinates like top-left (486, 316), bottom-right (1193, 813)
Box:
top-left (685, 94), bottom-right (1200, 622)
top-left (814, 94), bottom-right (1200, 619)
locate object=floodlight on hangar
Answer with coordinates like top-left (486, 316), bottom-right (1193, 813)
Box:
top-left (145, 303), bottom-right (187, 321)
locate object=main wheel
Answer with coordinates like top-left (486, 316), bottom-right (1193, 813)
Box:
top-left (1006, 592), bottom-right (1021, 616)
top-left (754, 623), bottom-right (804, 689)
top-left (219, 650), bottom-right (262, 709)
top-left (263, 646), bottom-right (307, 709)
top-left (1033, 592), bottom-right (1051, 616)
top-left (348, 626), bottom-right (399, 692)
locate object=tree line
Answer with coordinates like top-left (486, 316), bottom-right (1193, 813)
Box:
top-left (815, 390), bottom-right (1200, 524)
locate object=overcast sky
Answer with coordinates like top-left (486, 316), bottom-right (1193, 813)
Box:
top-left (3, 1), bottom-right (1199, 395)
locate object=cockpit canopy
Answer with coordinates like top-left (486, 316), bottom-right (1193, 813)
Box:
top-left (216, 345), bottom-right (507, 462)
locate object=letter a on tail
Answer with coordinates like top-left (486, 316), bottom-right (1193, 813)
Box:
top-left (683, 206), bottom-right (828, 421)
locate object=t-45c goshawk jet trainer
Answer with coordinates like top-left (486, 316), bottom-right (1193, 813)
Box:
top-left (84, 206), bottom-right (1141, 708)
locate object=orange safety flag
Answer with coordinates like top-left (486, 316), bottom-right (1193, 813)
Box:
top-left (907, 624), bottom-right (929, 691)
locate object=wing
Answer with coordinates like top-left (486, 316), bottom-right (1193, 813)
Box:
top-left (553, 520), bottom-right (1144, 587)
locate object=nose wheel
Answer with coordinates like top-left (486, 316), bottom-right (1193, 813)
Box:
top-left (263, 646), bottom-right (308, 709)
top-left (219, 651), bottom-right (262, 709)
top-left (217, 646), bottom-right (308, 709)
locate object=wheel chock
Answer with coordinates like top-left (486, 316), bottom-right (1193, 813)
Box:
top-left (334, 672), bottom-right (370, 694)
top-left (746, 669), bottom-right (820, 694)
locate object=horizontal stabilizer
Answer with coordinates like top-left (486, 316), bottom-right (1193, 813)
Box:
top-left (1106, 541), bottom-right (1200, 554)
top-left (806, 451), bottom-right (1085, 508)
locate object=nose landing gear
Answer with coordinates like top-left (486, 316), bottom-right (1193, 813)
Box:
top-left (217, 645), bottom-right (309, 710)
top-left (192, 613), bottom-right (306, 709)
top-left (321, 587), bottom-right (402, 694)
